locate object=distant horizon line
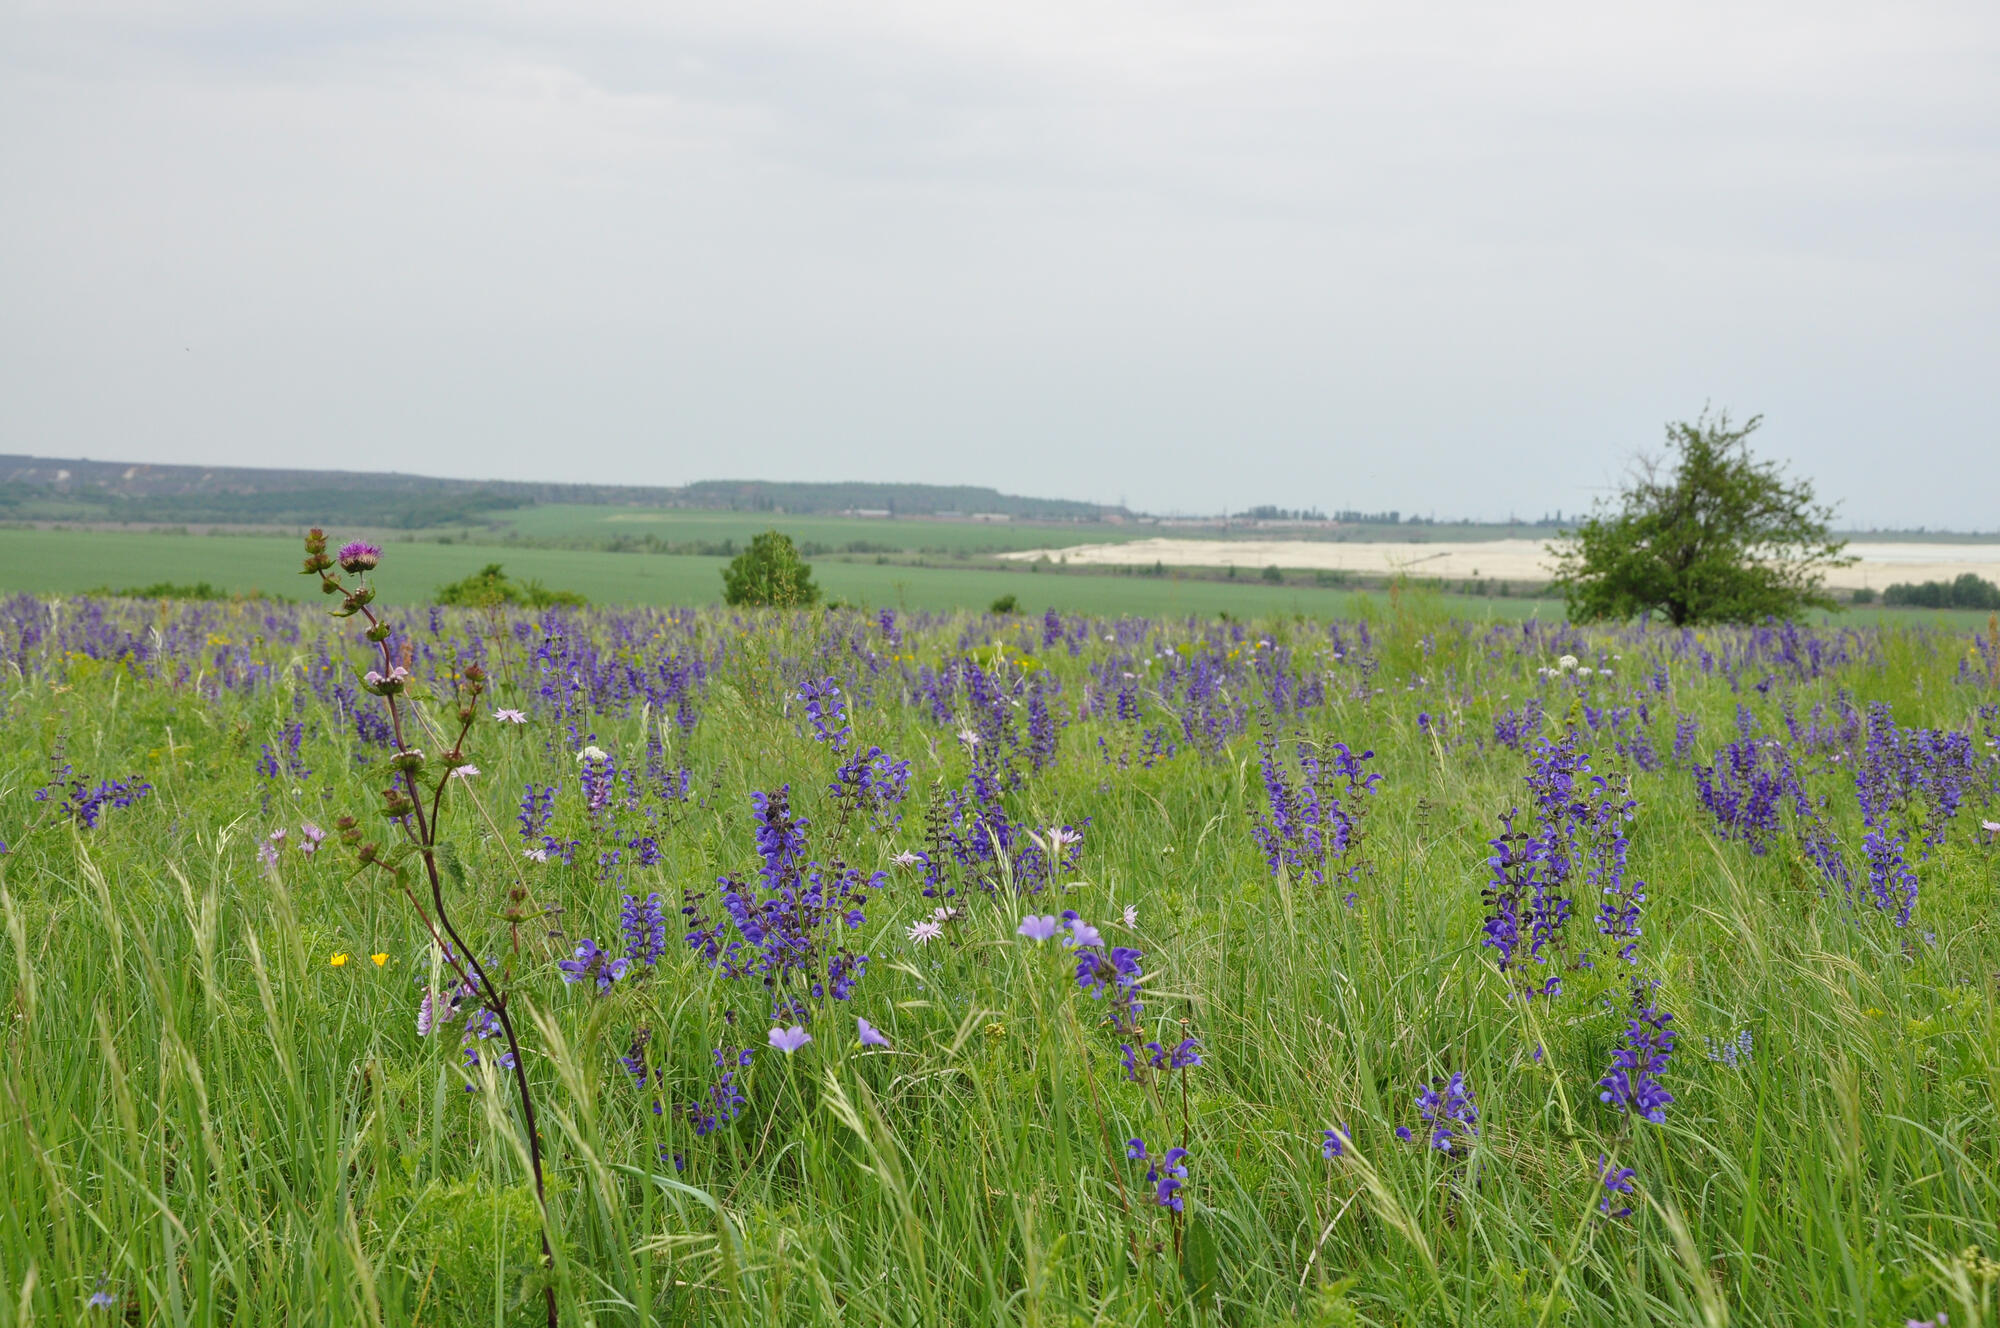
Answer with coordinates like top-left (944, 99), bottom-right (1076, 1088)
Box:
top-left (2, 450), bottom-right (1992, 538)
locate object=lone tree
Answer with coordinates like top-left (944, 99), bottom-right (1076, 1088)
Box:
top-left (721, 530), bottom-right (821, 608)
top-left (1549, 411), bottom-right (1851, 626)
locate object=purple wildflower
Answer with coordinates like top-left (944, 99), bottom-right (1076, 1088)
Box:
top-left (1596, 1155), bottom-right (1636, 1219)
top-left (1017, 914), bottom-right (1062, 942)
top-left (1409, 1072), bottom-right (1479, 1153)
top-left (768, 1025), bottom-right (812, 1053)
top-left (336, 541), bottom-right (381, 572)
top-left (557, 938), bottom-right (629, 994)
top-left (1599, 991), bottom-right (1675, 1123)
top-left (621, 892), bottom-right (668, 966)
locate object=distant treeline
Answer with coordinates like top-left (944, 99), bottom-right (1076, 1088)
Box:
top-left (1879, 573), bottom-right (2000, 610)
top-left (0, 483), bottom-right (527, 530)
top-left (680, 479), bottom-right (1110, 519)
top-left (0, 456), bottom-right (1126, 527)
top-left (485, 532), bottom-right (919, 558)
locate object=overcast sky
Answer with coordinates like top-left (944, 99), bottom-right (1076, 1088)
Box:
top-left (2, 2), bottom-right (1995, 525)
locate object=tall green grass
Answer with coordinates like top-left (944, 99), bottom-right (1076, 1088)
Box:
top-left (1, 601), bottom-right (1996, 1325)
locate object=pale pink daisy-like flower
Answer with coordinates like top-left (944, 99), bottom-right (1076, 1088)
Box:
top-left (1123, 904), bottom-right (1139, 929)
top-left (956, 728), bottom-right (980, 748)
top-left (1982, 819), bottom-right (2000, 835)
top-left (907, 920), bottom-right (944, 945)
top-left (931, 906), bottom-right (960, 923)
top-left (891, 850), bottom-right (924, 867)
top-left (492, 708), bottom-right (528, 724)
top-left (1026, 825), bottom-right (1081, 856)
top-left (523, 846), bottom-right (550, 863)
top-left (299, 822), bottom-right (326, 856)
top-left (448, 765), bottom-right (480, 780)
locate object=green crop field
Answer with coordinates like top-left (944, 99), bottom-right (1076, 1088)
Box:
top-left (490, 505), bottom-right (1152, 556)
top-left (2, 528), bottom-right (1999, 1325)
top-left (4, 525), bottom-right (1993, 630)
top-left (0, 526), bottom-right (1567, 622)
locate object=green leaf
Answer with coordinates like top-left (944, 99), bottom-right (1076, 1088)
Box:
top-left (435, 841), bottom-right (466, 893)
top-left (1180, 1209), bottom-right (1221, 1302)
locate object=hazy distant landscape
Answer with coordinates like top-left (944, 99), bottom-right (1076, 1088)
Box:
top-left (5, 453), bottom-right (1997, 624)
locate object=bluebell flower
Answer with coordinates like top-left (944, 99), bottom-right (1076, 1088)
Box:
top-left (768, 1025), bottom-right (812, 1054)
top-left (1017, 914), bottom-right (1062, 942)
top-left (1065, 916), bottom-right (1104, 948)
top-left (857, 1016), bottom-right (890, 1048)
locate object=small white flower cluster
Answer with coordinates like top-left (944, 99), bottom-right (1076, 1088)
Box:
top-left (1536, 653), bottom-right (1613, 680)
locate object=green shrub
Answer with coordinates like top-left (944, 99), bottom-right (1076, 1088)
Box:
top-left (436, 564), bottom-right (585, 609)
top-left (87, 580), bottom-right (259, 601)
top-left (720, 531), bottom-right (821, 608)
top-left (989, 593), bottom-right (1020, 614)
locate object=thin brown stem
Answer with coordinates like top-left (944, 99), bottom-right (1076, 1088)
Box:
top-left (316, 559), bottom-right (559, 1328)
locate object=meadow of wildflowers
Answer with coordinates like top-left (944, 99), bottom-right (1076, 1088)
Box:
top-left (2, 549), bottom-right (1998, 1326)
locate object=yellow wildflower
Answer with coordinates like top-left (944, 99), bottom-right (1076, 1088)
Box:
top-left (330, 953), bottom-right (349, 967)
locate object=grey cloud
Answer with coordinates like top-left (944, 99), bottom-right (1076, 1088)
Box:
top-left (1, 1), bottom-right (1994, 523)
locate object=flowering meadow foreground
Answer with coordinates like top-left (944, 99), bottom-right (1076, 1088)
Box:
top-left (3, 550), bottom-right (1999, 1327)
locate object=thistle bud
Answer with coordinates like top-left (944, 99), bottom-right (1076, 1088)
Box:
top-left (337, 541), bottom-right (382, 574)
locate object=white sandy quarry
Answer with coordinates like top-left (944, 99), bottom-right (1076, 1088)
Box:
top-left (998, 539), bottom-right (2000, 591)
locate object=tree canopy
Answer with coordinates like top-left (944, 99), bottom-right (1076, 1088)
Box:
top-left (1549, 412), bottom-right (1851, 626)
top-left (720, 531), bottom-right (821, 608)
